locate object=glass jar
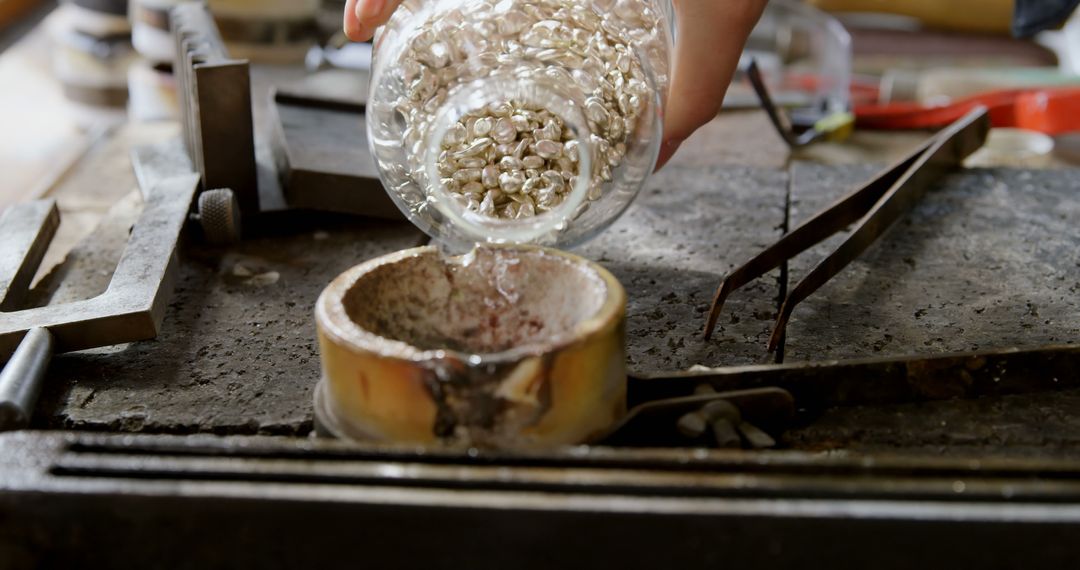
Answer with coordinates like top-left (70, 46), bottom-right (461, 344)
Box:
top-left (366, 0), bottom-right (673, 250)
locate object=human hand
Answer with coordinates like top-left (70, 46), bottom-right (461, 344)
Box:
top-left (344, 0), bottom-right (766, 170)
top-left (653, 0), bottom-right (766, 168)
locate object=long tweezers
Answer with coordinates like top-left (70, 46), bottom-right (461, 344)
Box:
top-left (703, 107), bottom-right (991, 351)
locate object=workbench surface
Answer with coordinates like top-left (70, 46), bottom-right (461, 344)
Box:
top-left (3, 14), bottom-right (1078, 456)
top-left (22, 113), bottom-right (1080, 457)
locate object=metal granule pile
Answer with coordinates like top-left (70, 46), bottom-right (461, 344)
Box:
top-left (438, 101), bottom-right (581, 219)
top-left (394, 0), bottom-right (665, 220)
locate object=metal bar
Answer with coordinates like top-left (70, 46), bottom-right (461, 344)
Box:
top-left (47, 431), bottom-right (1080, 478)
top-left (630, 343), bottom-right (1080, 415)
top-left (194, 63), bottom-right (257, 213)
top-left (767, 107), bottom-right (990, 351)
top-left (0, 174), bottom-right (199, 357)
top-left (0, 328), bottom-right (52, 431)
top-left (46, 452), bottom-right (1080, 503)
top-left (4, 432), bottom-right (1080, 568)
top-left (16, 430), bottom-right (1080, 504)
top-left (0, 199), bottom-right (59, 311)
top-left (130, 138), bottom-right (194, 201)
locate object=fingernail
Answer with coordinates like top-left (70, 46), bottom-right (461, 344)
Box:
top-left (358, 0), bottom-right (386, 21)
top-left (654, 137), bottom-right (683, 171)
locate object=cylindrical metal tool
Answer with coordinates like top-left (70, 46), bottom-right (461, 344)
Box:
top-left (0, 328), bottom-right (53, 432)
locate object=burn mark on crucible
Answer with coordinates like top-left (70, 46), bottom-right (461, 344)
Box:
top-left (423, 353), bottom-right (557, 444)
top-left (424, 368), bottom-right (456, 438)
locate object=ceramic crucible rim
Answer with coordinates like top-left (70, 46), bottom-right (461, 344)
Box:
top-left (315, 244), bottom-right (626, 365)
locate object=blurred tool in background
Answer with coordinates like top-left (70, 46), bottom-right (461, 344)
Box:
top-left (739, 0), bottom-right (1080, 166)
top-left (129, 0), bottom-right (188, 121)
top-left (207, 0), bottom-right (320, 64)
top-left (32, 0), bottom-right (326, 124)
top-left (727, 0), bottom-right (857, 146)
top-left (46, 0), bottom-right (132, 126)
top-left (6, 0), bottom-right (1080, 169)
top-left (808, 0), bottom-right (1015, 35)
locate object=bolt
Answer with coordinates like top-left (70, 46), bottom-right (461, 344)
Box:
top-left (676, 411), bottom-right (707, 438)
top-left (701, 399), bottom-right (740, 423)
top-left (693, 383), bottom-right (716, 396)
top-left (711, 419), bottom-right (741, 448)
top-left (701, 399), bottom-right (742, 449)
top-left (736, 421), bottom-right (776, 449)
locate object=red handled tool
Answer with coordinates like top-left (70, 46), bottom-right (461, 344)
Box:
top-left (855, 87), bottom-right (1080, 134)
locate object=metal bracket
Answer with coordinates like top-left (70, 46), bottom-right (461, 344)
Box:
top-left (0, 173), bottom-right (198, 358)
top-left (171, 2), bottom-right (259, 215)
top-left (0, 148), bottom-right (199, 430)
top-left (0, 200), bottom-right (59, 313)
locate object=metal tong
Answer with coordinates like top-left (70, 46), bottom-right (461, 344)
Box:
top-left (703, 106), bottom-right (991, 350)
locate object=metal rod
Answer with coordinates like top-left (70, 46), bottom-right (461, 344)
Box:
top-left (630, 343), bottom-right (1080, 415)
top-left (745, 59), bottom-right (805, 147)
top-left (0, 328), bottom-right (53, 431)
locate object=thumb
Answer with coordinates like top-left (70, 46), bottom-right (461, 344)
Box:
top-left (345, 0), bottom-right (405, 42)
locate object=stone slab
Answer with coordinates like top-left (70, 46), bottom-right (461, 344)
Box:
top-left (575, 164), bottom-right (788, 374)
top-left (784, 164), bottom-right (1080, 362)
top-left (29, 152), bottom-right (1080, 455)
top-left (782, 164), bottom-right (1080, 455)
top-left (36, 220), bottom-right (425, 435)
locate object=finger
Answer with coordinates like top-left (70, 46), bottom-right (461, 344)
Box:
top-left (657, 0), bottom-right (765, 169)
top-left (346, 0), bottom-right (406, 42)
top-left (344, 0), bottom-right (365, 41)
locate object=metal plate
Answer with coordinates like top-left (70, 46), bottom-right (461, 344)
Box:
top-left (269, 88), bottom-right (403, 219)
